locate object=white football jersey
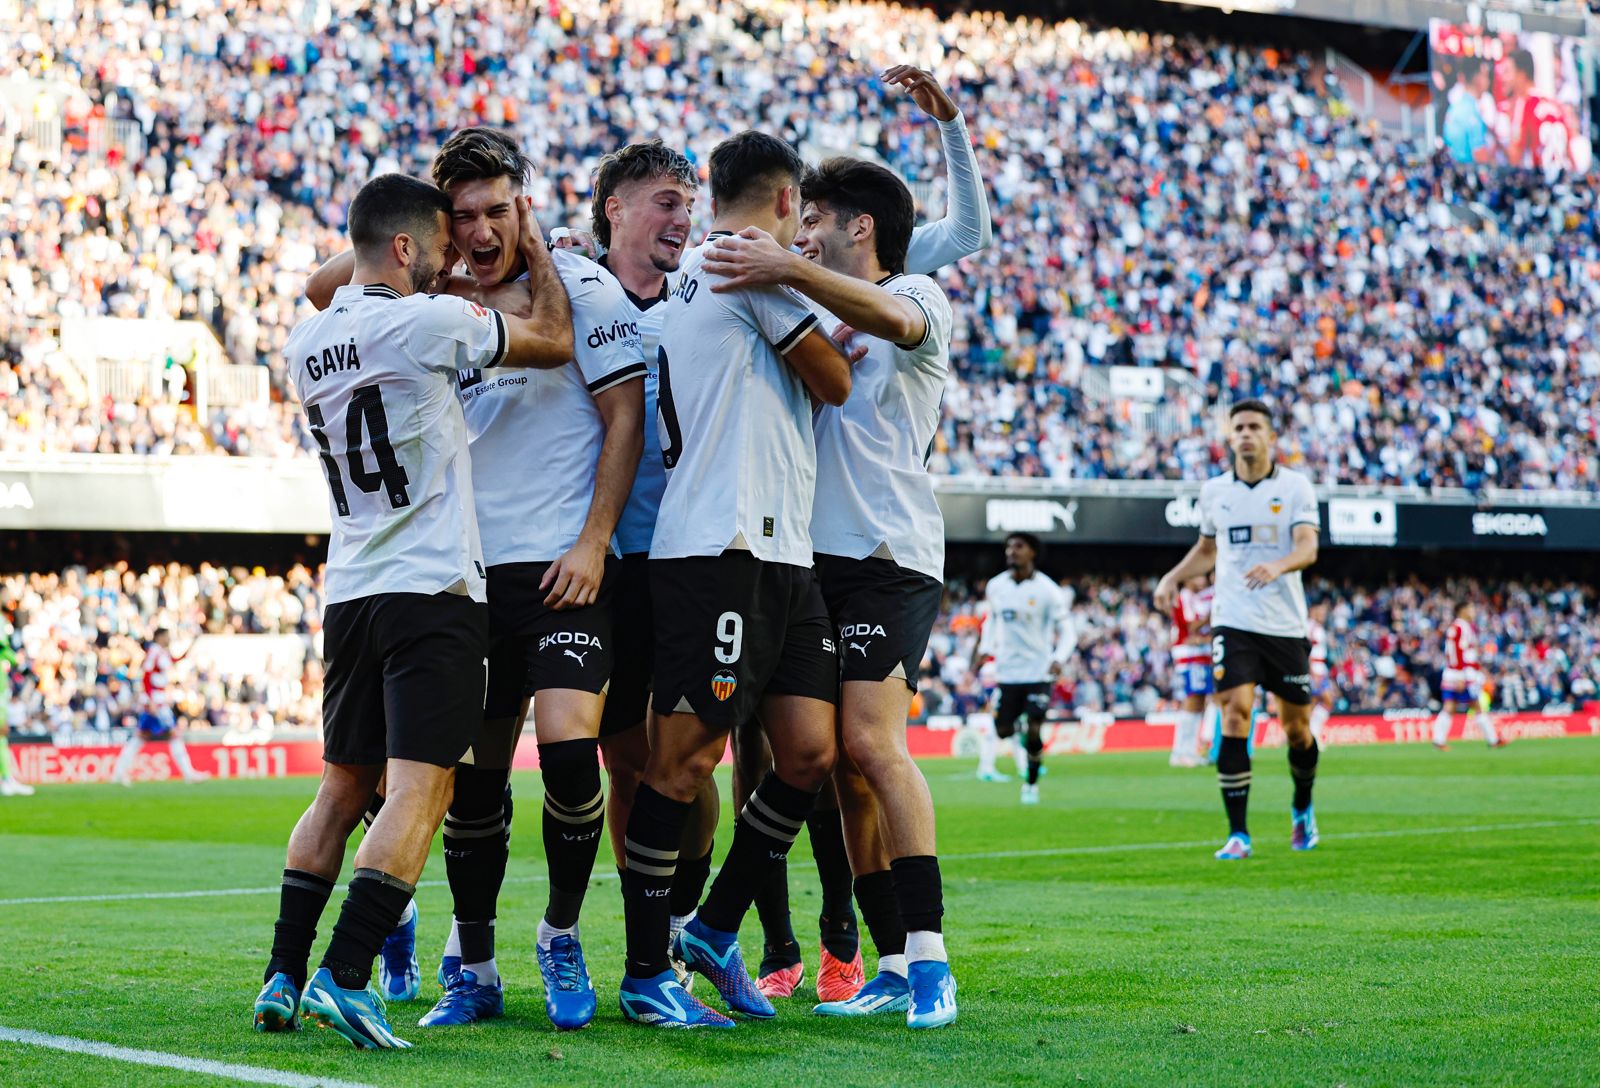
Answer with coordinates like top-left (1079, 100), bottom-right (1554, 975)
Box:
top-left (288, 283), bottom-right (506, 605)
top-left (650, 234), bottom-right (823, 567)
top-left (1309, 620), bottom-right (1329, 677)
top-left (459, 249), bottom-right (646, 566)
top-left (1198, 466), bottom-right (1319, 638)
top-left (811, 274), bottom-right (952, 582)
top-left (978, 570), bottom-right (1074, 684)
top-left (607, 257), bottom-right (672, 557)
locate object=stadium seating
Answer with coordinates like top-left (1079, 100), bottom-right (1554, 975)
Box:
top-left (4, 1), bottom-right (1599, 490)
top-left (4, 562), bottom-right (1593, 734)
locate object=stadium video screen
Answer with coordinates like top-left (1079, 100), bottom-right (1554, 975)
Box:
top-left (1428, 19), bottom-right (1592, 173)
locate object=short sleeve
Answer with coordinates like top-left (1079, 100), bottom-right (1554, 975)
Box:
top-left (406, 293), bottom-right (508, 372)
top-left (564, 259), bottom-right (647, 395)
top-left (1292, 476), bottom-right (1320, 529)
top-left (741, 282), bottom-right (820, 355)
top-left (1198, 487), bottom-right (1217, 538)
top-left (891, 275), bottom-right (953, 365)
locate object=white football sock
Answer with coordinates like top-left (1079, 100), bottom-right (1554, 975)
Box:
top-left (537, 917), bottom-right (577, 951)
top-left (443, 917), bottom-right (463, 959)
top-left (877, 953), bottom-right (908, 979)
top-left (1172, 711), bottom-right (1200, 759)
top-left (169, 737), bottom-right (198, 777)
top-left (976, 728), bottom-right (997, 777)
top-left (398, 899), bottom-right (416, 927)
top-left (1432, 709), bottom-right (1453, 747)
top-left (462, 958), bottom-right (499, 986)
top-left (111, 736), bottom-right (143, 779)
top-left (1201, 703), bottom-right (1222, 746)
top-left (1475, 713), bottom-right (1499, 746)
top-left (905, 930), bottom-right (947, 964)
top-left (1309, 704), bottom-right (1330, 746)
top-left (1012, 734), bottom-right (1029, 776)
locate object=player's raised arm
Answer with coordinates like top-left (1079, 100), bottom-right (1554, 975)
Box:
top-left (705, 227), bottom-right (926, 348)
top-left (493, 196), bottom-right (575, 366)
top-left (883, 65), bottom-right (993, 275)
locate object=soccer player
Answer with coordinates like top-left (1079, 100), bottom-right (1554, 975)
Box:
top-left (577, 141), bottom-right (725, 972)
top-left (109, 628), bottom-right (210, 785)
top-left (702, 152), bottom-right (964, 1027)
top-left (1154, 399), bottom-right (1322, 860)
top-left (615, 130), bottom-right (851, 1029)
top-left (733, 62), bottom-right (994, 1002)
top-left (1308, 599), bottom-right (1335, 746)
top-left (1168, 575), bottom-right (1215, 767)
top-left (309, 128), bottom-right (642, 1031)
top-left (971, 534), bottom-right (1074, 804)
top-left (1433, 601), bottom-right (1503, 750)
top-left (252, 173), bottom-right (571, 1050)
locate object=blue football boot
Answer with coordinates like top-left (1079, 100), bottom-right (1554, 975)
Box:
top-left (536, 932), bottom-right (597, 1030)
top-left (417, 968), bottom-right (504, 1027)
top-left (618, 969), bottom-right (736, 1029)
top-left (377, 904), bottom-right (420, 1002)
top-left (905, 960), bottom-right (958, 1029)
top-left (252, 971), bottom-right (301, 1033)
top-left (299, 967), bottom-right (411, 1049)
top-left (671, 915), bottom-right (774, 1019)
top-left (813, 971), bottom-right (910, 1017)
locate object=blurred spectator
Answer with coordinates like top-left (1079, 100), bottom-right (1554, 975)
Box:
top-left (1, 1), bottom-right (1598, 490)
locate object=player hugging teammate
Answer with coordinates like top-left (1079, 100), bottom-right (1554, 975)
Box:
top-left (255, 67), bottom-right (986, 1048)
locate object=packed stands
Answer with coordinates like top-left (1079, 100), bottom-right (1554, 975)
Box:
top-left (5, 1), bottom-right (1599, 490)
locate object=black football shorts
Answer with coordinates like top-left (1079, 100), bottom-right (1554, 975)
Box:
top-left (321, 591), bottom-right (488, 767)
top-left (651, 552), bottom-right (838, 731)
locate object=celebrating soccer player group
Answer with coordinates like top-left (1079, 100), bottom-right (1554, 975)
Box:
top-left (252, 66), bottom-right (986, 1049)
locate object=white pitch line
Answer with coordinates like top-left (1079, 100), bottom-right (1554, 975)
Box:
top-left (941, 817), bottom-right (1600, 862)
top-left (0, 1025), bottom-right (379, 1088)
top-left (2, 817), bottom-right (1594, 908)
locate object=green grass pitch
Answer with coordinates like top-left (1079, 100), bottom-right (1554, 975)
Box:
top-left (1, 740), bottom-right (1596, 1087)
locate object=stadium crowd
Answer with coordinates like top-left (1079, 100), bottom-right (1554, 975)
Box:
top-left (921, 573), bottom-right (1600, 719)
top-left (1, 561), bottom-right (322, 736)
top-left (4, 561), bottom-right (1595, 735)
top-left (5, 0), bottom-right (1600, 490)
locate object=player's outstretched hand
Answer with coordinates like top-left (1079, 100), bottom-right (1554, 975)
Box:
top-left (1244, 562), bottom-right (1283, 590)
top-left (882, 65), bottom-right (958, 123)
top-left (541, 537), bottom-right (606, 610)
top-left (830, 321), bottom-right (868, 365)
top-left (1153, 577), bottom-right (1178, 615)
top-left (703, 227), bottom-right (800, 290)
top-left (552, 228), bottom-right (599, 259)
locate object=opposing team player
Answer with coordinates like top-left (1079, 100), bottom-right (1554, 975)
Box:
top-left (0, 633), bottom-right (31, 796)
top-left (615, 131), bottom-right (852, 1029)
top-left (701, 153), bottom-right (964, 1026)
top-left (1307, 599), bottom-right (1335, 746)
top-left (109, 628), bottom-right (210, 786)
top-left (1155, 400), bottom-right (1322, 860)
top-left (1168, 576), bottom-right (1215, 768)
top-left (253, 173), bottom-right (571, 1050)
top-left (1432, 601), bottom-right (1503, 750)
top-left (971, 533), bottom-right (1074, 804)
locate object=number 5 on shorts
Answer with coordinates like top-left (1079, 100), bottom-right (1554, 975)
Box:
top-left (715, 612), bottom-right (744, 664)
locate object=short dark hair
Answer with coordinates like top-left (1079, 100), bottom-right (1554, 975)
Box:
top-left (1510, 48), bottom-right (1536, 79)
top-left (431, 127), bottom-right (532, 194)
top-left (1005, 532), bottom-right (1043, 557)
top-left (590, 140), bottom-right (699, 249)
top-left (347, 174), bottom-right (452, 258)
top-left (801, 157), bottom-right (916, 274)
top-left (708, 130), bottom-right (805, 210)
top-left (1229, 399), bottom-right (1276, 429)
